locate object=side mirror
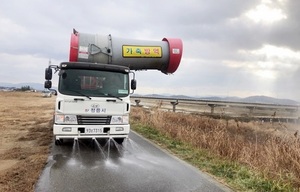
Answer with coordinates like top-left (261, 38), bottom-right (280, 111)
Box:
top-left (44, 80), bottom-right (52, 89)
top-left (131, 79), bottom-right (137, 90)
top-left (45, 68), bottom-right (52, 80)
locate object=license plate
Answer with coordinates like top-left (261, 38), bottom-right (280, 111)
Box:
top-left (85, 128), bottom-right (102, 134)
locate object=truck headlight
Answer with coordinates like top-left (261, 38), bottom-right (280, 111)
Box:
top-left (110, 115), bottom-right (129, 124)
top-left (55, 114), bottom-right (78, 124)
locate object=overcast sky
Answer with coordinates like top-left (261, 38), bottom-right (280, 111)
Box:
top-left (1, 0), bottom-right (299, 100)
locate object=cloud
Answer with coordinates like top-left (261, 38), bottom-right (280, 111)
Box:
top-left (0, 0), bottom-right (299, 100)
top-left (0, 52), bottom-right (60, 84)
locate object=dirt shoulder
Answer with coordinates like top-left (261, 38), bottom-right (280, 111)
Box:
top-left (0, 92), bottom-right (55, 192)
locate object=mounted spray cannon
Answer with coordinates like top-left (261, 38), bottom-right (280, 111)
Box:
top-left (45, 30), bottom-right (183, 145)
top-left (69, 30), bottom-right (183, 74)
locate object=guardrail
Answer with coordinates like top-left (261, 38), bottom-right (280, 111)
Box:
top-left (131, 96), bottom-right (300, 123)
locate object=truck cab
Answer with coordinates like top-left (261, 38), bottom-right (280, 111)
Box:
top-left (45, 62), bottom-right (136, 145)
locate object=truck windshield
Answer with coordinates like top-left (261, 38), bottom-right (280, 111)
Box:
top-left (58, 69), bottom-right (129, 98)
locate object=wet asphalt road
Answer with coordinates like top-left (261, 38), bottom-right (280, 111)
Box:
top-left (35, 132), bottom-right (232, 192)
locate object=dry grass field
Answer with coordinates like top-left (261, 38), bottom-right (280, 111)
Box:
top-left (130, 106), bottom-right (300, 191)
top-left (0, 92), bottom-right (54, 192)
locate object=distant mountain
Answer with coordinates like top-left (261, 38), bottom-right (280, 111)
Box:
top-left (142, 94), bottom-right (195, 100)
top-left (198, 96), bottom-right (299, 105)
top-left (0, 82), bottom-right (45, 91)
top-left (1, 83), bottom-right (299, 105)
top-left (242, 95), bottom-right (299, 105)
top-left (133, 94), bottom-right (300, 105)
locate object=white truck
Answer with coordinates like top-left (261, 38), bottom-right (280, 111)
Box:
top-left (44, 30), bottom-right (183, 145)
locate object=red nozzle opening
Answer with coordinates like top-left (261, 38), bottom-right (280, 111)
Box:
top-left (162, 38), bottom-right (183, 74)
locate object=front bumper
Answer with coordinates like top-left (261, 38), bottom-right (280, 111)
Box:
top-left (53, 124), bottom-right (130, 140)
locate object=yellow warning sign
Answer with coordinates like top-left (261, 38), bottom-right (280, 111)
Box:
top-left (122, 46), bottom-right (162, 58)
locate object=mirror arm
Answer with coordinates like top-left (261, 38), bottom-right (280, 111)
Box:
top-left (49, 65), bottom-right (60, 73)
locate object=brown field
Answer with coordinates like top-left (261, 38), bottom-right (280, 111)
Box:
top-left (0, 92), bottom-right (55, 192)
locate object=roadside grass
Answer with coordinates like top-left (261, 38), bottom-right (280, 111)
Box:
top-left (130, 107), bottom-right (299, 192)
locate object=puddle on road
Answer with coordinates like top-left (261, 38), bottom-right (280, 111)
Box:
top-left (35, 137), bottom-right (202, 192)
top-left (49, 138), bottom-right (146, 169)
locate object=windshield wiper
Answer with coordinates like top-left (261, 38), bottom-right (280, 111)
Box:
top-left (69, 90), bottom-right (92, 100)
top-left (95, 91), bottom-right (122, 101)
top-left (107, 93), bottom-right (123, 101)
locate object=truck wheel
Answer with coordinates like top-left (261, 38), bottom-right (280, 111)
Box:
top-left (114, 138), bottom-right (124, 144)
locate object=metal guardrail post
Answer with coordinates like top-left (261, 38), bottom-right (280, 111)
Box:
top-left (208, 104), bottom-right (215, 114)
top-left (170, 100), bottom-right (179, 112)
top-left (246, 106), bottom-right (255, 116)
top-left (135, 99), bottom-right (141, 107)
